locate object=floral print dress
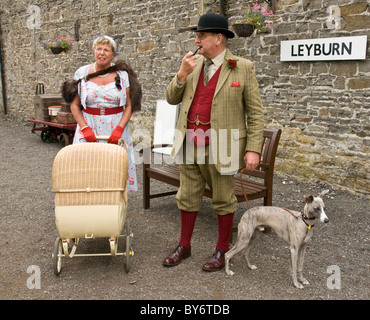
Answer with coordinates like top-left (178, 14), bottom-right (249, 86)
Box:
top-left (72, 64), bottom-right (138, 192)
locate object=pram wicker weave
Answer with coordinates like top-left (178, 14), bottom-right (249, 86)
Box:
top-left (51, 142), bottom-right (132, 275)
top-left (53, 143), bottom-right (128, 206)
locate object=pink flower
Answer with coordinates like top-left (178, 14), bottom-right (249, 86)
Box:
top-left (231, 82), bottom-right (241, 87)
top-left (58, 36), bottom-right (72, 43)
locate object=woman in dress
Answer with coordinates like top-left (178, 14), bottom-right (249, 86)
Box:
top-left (70, 35), bottom-right (138, 191)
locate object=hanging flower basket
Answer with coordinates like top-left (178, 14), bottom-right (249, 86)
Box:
top-left (50, 47), bottom-right (64, 54)
top-left (229, 2), bottom-right (274, 37)
top-left (232, 23), bottom-right (255, 37)
top-left (43, 36), bottom-right (73, 54)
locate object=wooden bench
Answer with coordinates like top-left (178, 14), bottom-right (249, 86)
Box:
top-left (142, 128), bottom-right (281, 210)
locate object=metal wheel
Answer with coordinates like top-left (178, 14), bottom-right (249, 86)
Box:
top-left (59, 133), bottom-right (69, 147)
top-left (53, 237), bottom-right (63, 276)
top-left (41, 128), bottom-right (53, 143)
top-left (125, 221), bottom-right (133, 273)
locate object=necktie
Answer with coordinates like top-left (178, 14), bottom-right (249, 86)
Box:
top-left (203, 59), bottom-right (213, 86)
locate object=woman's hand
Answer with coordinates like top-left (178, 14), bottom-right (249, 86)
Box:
top-left (81, 126), bottom-right (97, 142)
top-left (109, 88), bottom-right (132, 144)
top-left (108, 125), bottom-right (124, 144)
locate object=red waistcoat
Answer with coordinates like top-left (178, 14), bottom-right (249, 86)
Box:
top-left (187, 65), bottom-right (222, 146)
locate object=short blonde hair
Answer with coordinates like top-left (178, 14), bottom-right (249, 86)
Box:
top-left (92, 36), bottom-right (117, 53)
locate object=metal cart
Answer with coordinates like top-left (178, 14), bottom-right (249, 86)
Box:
top-left (27, 118), bottom-right (76, 147)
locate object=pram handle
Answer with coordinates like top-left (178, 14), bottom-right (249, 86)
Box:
top-left (96, 135), bottom-right (110, 140)
top-left (96, 136), bottom-right (128, 149)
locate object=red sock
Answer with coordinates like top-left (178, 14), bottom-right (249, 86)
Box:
top-left (179, 210), bottom-right (198, 248)
top-left (216, 212), bottom-right (234, 252)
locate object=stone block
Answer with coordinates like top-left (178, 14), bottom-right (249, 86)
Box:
top-left (347, 78), bottom-right (370, 90)
top-left (137, 40), bottom-right (156, 52)
top-left (340, 2), bottom-right (367, 15)
top-left (330, 62), bottom-right (357, 76)
top-left (342, 15), bottom-right (370, 31)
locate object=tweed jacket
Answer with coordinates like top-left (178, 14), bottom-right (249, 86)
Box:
top-left (166, 49), bottom-right (264, 174)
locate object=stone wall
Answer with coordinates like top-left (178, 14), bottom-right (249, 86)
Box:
top-left (0, 0), bottom-right (368, 195)
top-left (0, 0), bottom-right (200, 145)
top-left (225, 0), bottom-right (370, 194)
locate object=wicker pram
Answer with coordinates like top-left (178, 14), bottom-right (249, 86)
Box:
top-left (51, 141), bottom-right (133, 275)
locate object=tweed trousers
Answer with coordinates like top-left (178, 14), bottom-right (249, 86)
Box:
top-left (176, 143), bottom-right (237, 216)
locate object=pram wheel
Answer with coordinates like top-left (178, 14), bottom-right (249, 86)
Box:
top-left (53, 237), bottom-right (63, 276)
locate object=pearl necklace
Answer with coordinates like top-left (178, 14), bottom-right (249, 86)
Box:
top-left (94, 62), bottom-right (110, 77)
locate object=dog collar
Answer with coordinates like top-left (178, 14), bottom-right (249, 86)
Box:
top-left (301, 213), bottom-right (316, 229)
top-left (282, 208), bottom-right (316, 229)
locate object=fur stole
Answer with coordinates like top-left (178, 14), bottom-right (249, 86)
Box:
top-left (61, 60), bottom-right (142, 112)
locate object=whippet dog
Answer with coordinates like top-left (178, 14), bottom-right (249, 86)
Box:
top-left (225, 190), bottom-right (330, 289)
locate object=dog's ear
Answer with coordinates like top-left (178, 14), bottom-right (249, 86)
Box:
top-left (319, 190), bottom-right (329, 198)
top-left (305, 195), bottom-right (314, 203)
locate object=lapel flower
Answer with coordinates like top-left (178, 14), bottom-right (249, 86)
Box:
top-left (225, 58), bottom-right (239, 69)
top-left (231, 82), bottom-right (241, 87)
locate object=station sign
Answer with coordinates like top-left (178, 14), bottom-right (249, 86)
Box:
top-left (280, 36), bottom-right (367, 61)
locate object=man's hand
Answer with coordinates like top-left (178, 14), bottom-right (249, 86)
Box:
top-left (177, 52), bottom-right (198, 82)
top-left (244, 151), bottom-right (260, 171)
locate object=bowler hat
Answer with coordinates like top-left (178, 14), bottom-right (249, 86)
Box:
top-left (191, 13), bottom-right (235, 39)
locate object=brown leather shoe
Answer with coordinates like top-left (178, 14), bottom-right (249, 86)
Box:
top-left (163, 245), bottom-right (191, 266)
top-left (202, 249), bottom-right (225, 272)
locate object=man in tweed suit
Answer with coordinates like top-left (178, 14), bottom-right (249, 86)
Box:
top-left (163, 13), bottom-right (264, 271)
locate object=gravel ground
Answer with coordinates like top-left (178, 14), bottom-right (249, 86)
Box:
top-left (0, 116), bottom-right (368, 304)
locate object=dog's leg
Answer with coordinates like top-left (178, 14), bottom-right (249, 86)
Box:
top-left (225, 223), bottom-right (254, 276)
top-left (243, 229), bottom-right (261, 270)
top-left (290, 246), bottom-right (304, 289)
top-left (225, 240), bottom-right (249, 276)
top-left (297, 245), bottom-right (309, 285)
